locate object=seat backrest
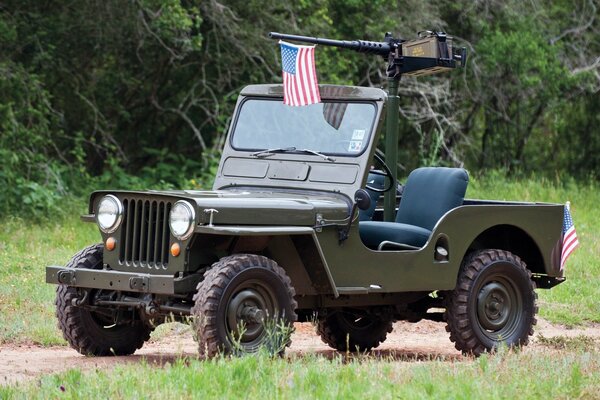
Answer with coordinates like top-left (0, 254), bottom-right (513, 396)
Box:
top-left (395, 167), bottom-right (468, 230)
top-left (358, 172), bottom-right (385, 221)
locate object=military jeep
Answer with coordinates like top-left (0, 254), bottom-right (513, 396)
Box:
top-left (46, 83), bottom-right (565, 357)
top-left (46, 31), bottom-right (566, 357)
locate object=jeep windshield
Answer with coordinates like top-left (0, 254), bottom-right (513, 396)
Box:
top-left (231, 99), bottom-right (377, 156)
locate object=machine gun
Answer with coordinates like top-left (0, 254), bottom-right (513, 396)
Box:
top-left (269, 30), bottom-right (467, 222)
top-left (269, 31), bottom-right (467, 78)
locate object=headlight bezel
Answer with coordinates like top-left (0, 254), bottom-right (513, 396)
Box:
top-left (169, 200), bottom-right (196, 240)
top-left (96, 194), bottom-right (123, 233)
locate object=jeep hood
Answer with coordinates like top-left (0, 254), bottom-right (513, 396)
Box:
top-left (90, 188), bottom-right (350, 226)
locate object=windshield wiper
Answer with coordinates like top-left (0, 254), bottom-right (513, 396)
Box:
top-left (250, 147), bottom-right (335, 162)
top-left (251, 147), bottom-right (297, 158)
top-left (296, 149), bottom-right (336, 162)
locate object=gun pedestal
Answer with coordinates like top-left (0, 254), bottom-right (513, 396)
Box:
top-left (384, 77), bottom-right (399, 222)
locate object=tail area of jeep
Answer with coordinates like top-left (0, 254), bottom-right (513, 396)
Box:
top-left (46, 31), bottom-right (567, 358)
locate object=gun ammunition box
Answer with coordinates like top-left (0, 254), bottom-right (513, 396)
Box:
top-left (402, 35), bottom-right (454, 77)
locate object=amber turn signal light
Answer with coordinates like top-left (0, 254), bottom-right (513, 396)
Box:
top-left (105, 237), bottom-right (116, 251)
top-left (170, 243), bottom-right (181, 257)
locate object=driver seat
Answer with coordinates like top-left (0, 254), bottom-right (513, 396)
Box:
top-left (359, 167), bottom-right (468, 249)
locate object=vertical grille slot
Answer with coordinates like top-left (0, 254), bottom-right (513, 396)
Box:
top-left (119, 197), bottom-right (171, 269)
top-left (163, 202), bottom-right (172, 264)
top-left (140, 200), bottom-right (148, 266)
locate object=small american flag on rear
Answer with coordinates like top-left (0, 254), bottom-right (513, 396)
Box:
top-left (280, 41), bottom-right (321, 106)
top-left (560, 202), bottom-right (579, 270)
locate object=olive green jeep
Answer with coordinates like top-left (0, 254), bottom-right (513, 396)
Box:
top-left (46, 31), bottom-right (566, 357)
top-left (46, 84), bottom-right (565, 357)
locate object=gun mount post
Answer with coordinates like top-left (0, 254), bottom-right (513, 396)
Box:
top-left (383, 77), bottom-right (399, 222)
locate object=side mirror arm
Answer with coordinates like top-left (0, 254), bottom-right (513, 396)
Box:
top-left (338, 189), bottom-right (371, 244)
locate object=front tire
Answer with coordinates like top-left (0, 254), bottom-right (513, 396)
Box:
top-left (55, 244), bottom-right (152, 356)
top-left (317, 309), bottom-right (394, 352)
top-left (445, 249), bottom-right (538, 356)
top-left (191, 254), bottom-right (297, 358)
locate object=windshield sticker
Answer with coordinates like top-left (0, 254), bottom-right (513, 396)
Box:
top-left (352, 129), bottom-right (366, 140)
top-left (348, 141), bottom-right (363, 152)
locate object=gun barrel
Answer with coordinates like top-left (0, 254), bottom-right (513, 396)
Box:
top-left (269, 32), bottom-right (391, 56)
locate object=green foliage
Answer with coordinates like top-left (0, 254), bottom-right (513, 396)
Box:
top-left (474, 23), bottom-right (572, 171)
top-left (0, 62), bottom-right (66, 218)
top-left (0, 0), bottom-right (598, 217)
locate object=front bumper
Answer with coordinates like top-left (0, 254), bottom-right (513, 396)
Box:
top-left (46, 266), bottom-right (197, 295)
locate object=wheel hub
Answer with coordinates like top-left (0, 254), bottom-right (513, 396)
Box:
top-left (241, 306), bottom-right (265, 324)
top-left (477, 282), bottom-right (512, 331)
top-left (226, 288), bottom-right (271, 342)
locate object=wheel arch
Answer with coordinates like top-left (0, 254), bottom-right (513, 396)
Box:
top-left (265, 234), bottom-right (337, 297)
top-left (465, 224), bottom-right (545, 275)
top-left (191, 231), bottom-right (336, 297)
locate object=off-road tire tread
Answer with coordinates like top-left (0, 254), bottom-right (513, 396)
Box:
top-left (444, 249), bottom-right (538, 356)
top-left (55, 243), bottom-right (152, 356)
top-left (191, 254), bottom-right (298, 358)
top-left (316, 313), bottom-right (394, 352)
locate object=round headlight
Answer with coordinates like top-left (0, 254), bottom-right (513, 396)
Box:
top-left (169, 201), bottom-right (195, 240)
top-left (96, 195), bottom-right (123, 233)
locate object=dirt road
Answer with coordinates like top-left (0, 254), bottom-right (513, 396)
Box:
top-left (1, 319), bottom-right (599, 385)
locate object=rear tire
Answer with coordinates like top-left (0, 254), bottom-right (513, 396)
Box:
top-left (317, 309), bottom-right (394, 352)
top-left (55, 244), bottom-right (152, 356)
top-left (445, 249), bottom-right (537, 356)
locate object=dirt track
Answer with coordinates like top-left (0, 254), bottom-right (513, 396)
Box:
top-left (1, 319), bottom-right (599, 385)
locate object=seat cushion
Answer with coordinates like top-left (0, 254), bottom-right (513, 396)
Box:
top-left (396, 167), bottom-right (468, 231)
top-left (359, 221), bottom-right (431, 249)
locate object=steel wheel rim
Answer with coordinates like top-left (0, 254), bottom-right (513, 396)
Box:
top-left (473, 274), bottom-right (522, 341)
top-left (225, 279), bottom-right (279, 348)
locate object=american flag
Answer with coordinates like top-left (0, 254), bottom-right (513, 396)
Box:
top-left (560, 202), bottom-right (579, 270)
top-left (280, 41), bottom-right (321, 106)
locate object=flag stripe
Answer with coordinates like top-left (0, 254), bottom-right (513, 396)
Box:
top-left (563, 237), bottom-right (579, 253)
top-left (300, 48), bottom-right (310, 103)
top-left (299, 48), bottom-right (308, 104)
top-left (295, 48), bottom-right (304, 104)
top-left (561, 242), bottom-right (578, 266)
top-left (564, 229), bottom-right (577, 246)
top-left (303, 46), bottom-right (319, 103)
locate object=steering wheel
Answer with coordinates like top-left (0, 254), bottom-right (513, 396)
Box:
top-left (366, 152), bottom-right (394, 193)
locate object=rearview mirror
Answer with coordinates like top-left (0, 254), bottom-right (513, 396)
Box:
top-left (354, 189), bottom-right (371, 211)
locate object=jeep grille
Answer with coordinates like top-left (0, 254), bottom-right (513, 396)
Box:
top-left (119, 198), bottom-right (171, 269)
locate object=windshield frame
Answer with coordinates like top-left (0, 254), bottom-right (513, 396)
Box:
top-left (229, 97), bottom-right (378, 158)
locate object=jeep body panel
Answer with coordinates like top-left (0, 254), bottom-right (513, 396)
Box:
top-left (50, 188), bottom-right (564, 297)
top-left (316, 202), bottom-right (564, 295)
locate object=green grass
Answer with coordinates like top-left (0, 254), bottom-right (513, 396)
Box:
top-left (0, 174), bottom-right (597, 346)
top-left (1, 349), bottom-right (599, 399)
top-left (0, 205), bottom-right (98, 345)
